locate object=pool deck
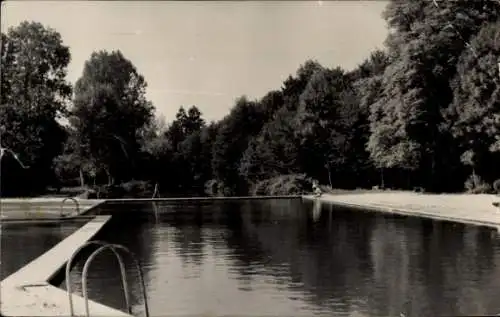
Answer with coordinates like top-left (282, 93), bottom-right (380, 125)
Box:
top-left (0, 215), bottom-right (133, 317)
top-left (0, 198), bottom-right (105, 222)
top-left (304, 192), bottom-right (500, 229)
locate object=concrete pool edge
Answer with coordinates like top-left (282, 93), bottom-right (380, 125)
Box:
top-left (0, 215), bottom-right (133, 317)
top-left (303, 193), bottom-right (500, 230)
top-left (0, 198), bottom-right (106, 222)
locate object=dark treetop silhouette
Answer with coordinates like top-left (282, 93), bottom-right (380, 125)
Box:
top-left (3, 1), bottom-right (500, 197)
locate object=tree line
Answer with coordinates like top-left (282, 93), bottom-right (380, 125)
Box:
top-left (2, 1), bottom-right (500, 197)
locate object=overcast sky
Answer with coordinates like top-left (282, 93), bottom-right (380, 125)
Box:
top-left (2, 1), bottom-right (389, 122)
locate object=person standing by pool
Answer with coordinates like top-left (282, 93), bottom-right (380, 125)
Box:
top-left (312, 180), bottom-right (322, 197)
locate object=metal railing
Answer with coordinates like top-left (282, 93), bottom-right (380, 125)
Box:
top-left (151, 183), bottom-right (160, 199)
top-left (65, 240), bottom-right (150, 317)
top-left (60, 197), bottom-right (80, 218)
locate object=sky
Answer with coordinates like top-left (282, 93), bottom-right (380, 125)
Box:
top-left (2, 1), bottom-right (389, 123)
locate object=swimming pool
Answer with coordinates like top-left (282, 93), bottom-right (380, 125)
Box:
top-left (54, 199), bottom-right (500, 316)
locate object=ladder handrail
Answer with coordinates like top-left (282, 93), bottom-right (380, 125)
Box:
top-left (152, 183), bottom-right (160, 199)
top-left (60, 197), bottom-right (80, 218)
top-left (65, 240), bottom-right (130, 316)
top-left (81, 243), bottom-right (150, 317)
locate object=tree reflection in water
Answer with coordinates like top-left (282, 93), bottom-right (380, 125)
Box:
top-left (55, 200), bottom-right (500, 317)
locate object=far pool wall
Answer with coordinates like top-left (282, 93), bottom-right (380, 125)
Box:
top-left (104, 195), bottom-right (303, 203)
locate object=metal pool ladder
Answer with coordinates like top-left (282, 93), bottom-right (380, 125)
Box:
top-left (60, 197), bottom-right (80, 218)
top-left (65, 240), bottom-right (150, 317)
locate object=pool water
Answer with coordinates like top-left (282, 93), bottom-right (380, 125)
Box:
top-left (59, 199), bottom-right (500, 317)
top-left (1, 221), bottom-right (85, 280)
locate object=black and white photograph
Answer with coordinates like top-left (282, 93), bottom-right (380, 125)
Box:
top-left (2, 0), bottom-right (500, 316)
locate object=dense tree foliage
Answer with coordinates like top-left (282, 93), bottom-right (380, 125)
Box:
top-left (1, 22), bottom-right (71, 194)
top-left (5, 2), bottom-right (500, 197)
top-left (69, 50), bottom-right (154, 186)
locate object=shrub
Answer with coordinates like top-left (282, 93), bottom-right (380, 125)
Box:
top-left (94, 185), bottom-right (123, 198)
top-left (469, 183), bottom-right (492, 194)
top-left (464, 174), bottom-right (492, 194)
top-left (204, 179), bottom-right (219, 197)
top-left (121, 180), bottom-right (151, 195)
top-left (413, 186), bottom-right (425, 193)
top-left (204, 179), bottom-right (233, 196)
top-left (493, 179), bottom-right (500, 194)
top-left (250, 174), bottom-right (313, 196)
top-left (94, 180), bottom-right (153, 198)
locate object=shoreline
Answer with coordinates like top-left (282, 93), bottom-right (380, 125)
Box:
top-left (303, 192), bottom-right (500, 230)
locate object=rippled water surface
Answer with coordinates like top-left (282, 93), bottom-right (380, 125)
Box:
top-left (1, 221), bottom-right (84, 279)
top-left (60, 199), bottom-right (500, 317)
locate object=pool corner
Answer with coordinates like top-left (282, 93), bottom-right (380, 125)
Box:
top-left (0, 215), bottom-right (133, 317)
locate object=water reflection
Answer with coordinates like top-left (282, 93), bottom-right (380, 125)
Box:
top-left (312, 199), bottom-right (321, 222)
top-left (1, 222), bottom-right (83, 279)
top-left (58, 200), bottom-right (500, 317)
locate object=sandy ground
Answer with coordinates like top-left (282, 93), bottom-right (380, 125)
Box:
top-left (304, 192), bottom-right (500, 227)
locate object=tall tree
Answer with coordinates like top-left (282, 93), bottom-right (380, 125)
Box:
top-left (447, 21), bottom-right (500, 184)
top-left (281, 60), bottom-right (324, 111)
top-left (350, 50), bottom-right (391, 187)
top-left (199, 122), bottom-right (219, 184)
top-left (71, 50), bottom-right (154, 185)
top-left (239, 107), bottom-right (299, 183)
top-left (185, 106), bottom-right (205, 135)
top-left (164, 106), bottom-right (204, 149)
top-left (295, 67), bottom-right (357, 184)
top-left (258, 90), bottom-right (284, 121)
top-left (53, 128), bottom-right (96, 187)
top-left (212, 96), bottom-right (266, 195)
top-left (367, 0), bottom-right (500, 191)
top-left (0, 21), bottom-right (72, 193)
top-left (165, 106), bottom-right (206, 192)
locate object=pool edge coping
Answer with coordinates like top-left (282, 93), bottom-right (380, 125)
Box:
top-left (0, 198), bottom-right (106, 223)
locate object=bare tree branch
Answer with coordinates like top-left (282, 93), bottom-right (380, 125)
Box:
top-left (0, 147), bottom-right (30, 169)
